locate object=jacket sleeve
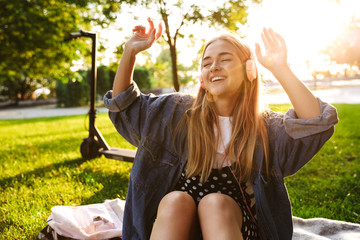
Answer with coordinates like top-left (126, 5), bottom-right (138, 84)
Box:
top-left (103, 82), bottom-right (152, 147)
top-left (266, 98), bottom-right (339, 177)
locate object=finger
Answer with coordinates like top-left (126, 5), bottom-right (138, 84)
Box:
top-left (146, 17), bottom-right (155, 35)
top-left (268, 28), bottom-right (281, 47)
top-left (275, 32), bottom-right (287, 49)
top-left (147, 28), bottom-right (156, 45)
top-left (132, 25), bottom-right (145, 30)
top-left (255, 42), bottom-right (263, 60)
top-left (155, 22), bottom-right (163, 40)
top-left (263, 27), bottom-right (276, 47)
top-left (261, 32), bottom-right (270, 50)
top-left (133, 25), bottom-right (146, 34)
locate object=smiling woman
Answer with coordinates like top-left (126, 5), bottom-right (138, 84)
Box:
top-left (201, 40), bottom-right (246, 112)
top-left (103, 17), bottom-right (339, 239)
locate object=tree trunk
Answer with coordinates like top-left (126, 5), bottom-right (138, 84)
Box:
top-left (169, 45), bottom-right (180, 92)
top-left (20, 78), bottom-right (27, 100)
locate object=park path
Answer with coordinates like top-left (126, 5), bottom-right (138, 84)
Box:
top-left (0, 86), bottom-right (359, 120)
top-left (0, 105), bottom-right (108, 120)
top-left (262, 85), bottom-right (360, 104)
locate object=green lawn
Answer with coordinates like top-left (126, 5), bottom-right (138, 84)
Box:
top-left (0, 104), bottom-right (359, 239)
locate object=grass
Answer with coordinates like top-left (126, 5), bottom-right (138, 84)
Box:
top-left (0, 104), bottom-right (359, 239)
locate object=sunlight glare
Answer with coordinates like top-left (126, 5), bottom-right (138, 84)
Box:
top-left (99, 0), bottom-right (359, 81)
top-left (245, 0), bottom-right (360, 79)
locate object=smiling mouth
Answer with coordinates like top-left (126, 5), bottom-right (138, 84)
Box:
top-left (211, 76), bottom-right (225, 82)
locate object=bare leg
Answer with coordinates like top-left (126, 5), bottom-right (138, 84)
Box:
top-left (150, 191), bottom-right (200, 240)
top-left (198, 193), bottom-right (244, 240)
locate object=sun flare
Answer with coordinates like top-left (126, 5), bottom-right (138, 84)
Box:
top-left (100, 0), bottom-right (359, 81)
top-left (245, 0), bottom-right (360, 79)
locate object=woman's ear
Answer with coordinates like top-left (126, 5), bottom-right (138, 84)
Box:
top-left (246, 60), bottom-right (257, 82)
top-left (199, 75), bottom-right (206, 90)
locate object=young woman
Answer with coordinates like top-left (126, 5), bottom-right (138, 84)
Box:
top-left (104, 18), bottom-right (338, 240)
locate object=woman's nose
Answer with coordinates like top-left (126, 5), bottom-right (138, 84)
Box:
top-left (210, 61), bottom-right (220, 72)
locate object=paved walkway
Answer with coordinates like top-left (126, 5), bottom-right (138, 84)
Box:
top-left (0, 86), bottom-right (359, 120)
top-left (262, 86), bottom-right (360, 104)
top-left (0, 105), bottom-right (108, 120)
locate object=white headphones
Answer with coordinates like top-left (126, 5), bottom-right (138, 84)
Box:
top-left (246, 59), bottom-right (257, 82)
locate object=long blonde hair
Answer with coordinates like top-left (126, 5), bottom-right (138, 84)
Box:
top-left (185, 34), bottom-right (269, 182)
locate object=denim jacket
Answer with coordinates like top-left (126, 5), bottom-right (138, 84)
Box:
top-left (104, 82), bottom-right (338, 240)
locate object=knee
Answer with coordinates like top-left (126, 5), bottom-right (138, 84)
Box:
top-left (198, 193), bottom-right (236, 218)
top-left (157, 191), bottom-right (196, 218)
top-left (198, 193), bottom-right (243, 239)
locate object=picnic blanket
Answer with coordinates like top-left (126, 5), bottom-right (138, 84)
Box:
top-left (293, 216), bottom-right (360, 240)
top-left (42, 199), bottom-right (360, 239)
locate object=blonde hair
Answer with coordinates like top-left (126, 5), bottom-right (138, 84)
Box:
top-left (185, 34), bottom-right (269, 182)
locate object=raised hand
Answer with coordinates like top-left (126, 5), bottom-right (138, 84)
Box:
top-left (125, 17), bottom-right (163, 55)
top-left (255, 28), bottom-right (287, 73)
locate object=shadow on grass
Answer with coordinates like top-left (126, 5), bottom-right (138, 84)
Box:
top-left (0, 157), bottom-right (131, 201)
top-left (78, 167), bottom-right (130, 205)
top-left (1, 156), bottom-right (131, 238)
top-left (0, 158), bottom-right (87, 189)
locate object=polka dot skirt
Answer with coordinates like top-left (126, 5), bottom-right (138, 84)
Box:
top-left (174, 166), bottom-right (260, 239)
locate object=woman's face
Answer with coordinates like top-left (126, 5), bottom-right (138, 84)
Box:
top-left (201, 39), bottom-right (245, 101)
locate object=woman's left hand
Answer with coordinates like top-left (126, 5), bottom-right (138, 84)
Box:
top-left (255, 28), bottom-right (288, 73)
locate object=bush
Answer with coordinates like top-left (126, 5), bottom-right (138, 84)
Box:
top-left (133, 66), bottom-right (152, 90)
top-left (56, 75), bottom-right (89, 107)
top-left (55, 65), bottom-right (152, 107)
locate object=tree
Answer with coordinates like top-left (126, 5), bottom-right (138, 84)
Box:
top-left (138, 0), bottom-right (261, 91)
top-left (321, 16), bottom-right (360, 68)
top-left (0, 0), bottom-right (135, 102)
top-left (141, 46), bottom-right (199, 89)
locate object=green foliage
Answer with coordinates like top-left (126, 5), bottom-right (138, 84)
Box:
top-left (142, 47), bottom-right (199, 89)
top-left (208, 0), bottom-right (248, 31)
top-left (55, 71), bottom-right (89, 107)
top-left (54, 65), bottom-right (115, 107)
top-left (0, 0), bottom-right (136, 102)
top-left (133, 66), bottom-right (152, 90)
top-left (56, 78), bottom-right (90, 107)
top-left (0, 0), bottom-right (85, 101)
top-left (96, 65), bottom-right (115, 96)
top-left (142, 48), bottom-right (173, 88)
top-left (133, 0), bottom-right (261, 91)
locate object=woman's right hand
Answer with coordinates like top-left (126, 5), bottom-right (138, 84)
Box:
top-left (111, 17), bottom-right (162, 97)
top-left (125, 17), bottom-right (163, 55)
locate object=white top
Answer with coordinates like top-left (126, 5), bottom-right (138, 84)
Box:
top-left (213, 116), bottom-right (233, 168)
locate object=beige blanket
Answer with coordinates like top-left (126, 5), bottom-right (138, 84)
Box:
top-left (293, 216), bottom-right (360, 240)
top-left (44, 199), bottom-right (360, 239)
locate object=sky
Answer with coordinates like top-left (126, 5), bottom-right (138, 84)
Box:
top-left (94, 0), bottom-right (360, 81)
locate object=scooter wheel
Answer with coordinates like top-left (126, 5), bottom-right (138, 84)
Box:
top-left (80, 137), bottom-right (101, 159)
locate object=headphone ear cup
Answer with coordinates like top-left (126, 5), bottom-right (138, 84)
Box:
top-left (246, 60), bottom-right (257, 82)
top-left (199, 75), bottom-right (206, 90)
